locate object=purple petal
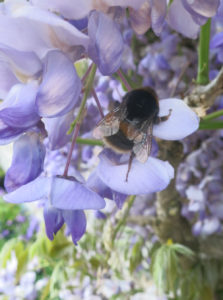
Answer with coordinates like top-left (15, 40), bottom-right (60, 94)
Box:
top-left (88, 11), bottom-right (124, 75)
top-left (0, 61), bottom-right (18, 99)
top-left (201, 217), bottom-right (220, 235)
top-left (193, 217), bottom-right (221, 236)
top-left (43, 110), bottom-right (74, 150)
top-left (86, 171), bottom-right (113, 200)
top-left (0, 83), bottom-right (40, 128)
top-left (3, 176), bottom-right (50, 204)
top-left (210, 32), bottom-right (223, 49)
top-left (0, 43), bottom-right (42, 78)
top-left (50, 177), bottom-right (106, 210)
top-left (166, 0), bottom-right (200, 39)
top-left (151, 0), bottom-right (166, 35)
top-left (97, 153), bottom-right (174, 195)
top-left (36, 50), bottom-right (81, 117)
top-left (31, 0), bottom-right (93, 19)
top-left (0, 119), bottom-right (24, 145)
top-left (62, 210), bottom-right (86, 244)
top-left (0, 2), bottom-right (89, 58)
top-left (4, 133), bottom-right (46, 192)
top-left (113, 192), bottom-right (127, 209)
top-left (43, 205), bottom-right (64, 240)
top-left (182, 0), bottom-right (220, 19)
top-left (153, 98), bottom-right (199, 140)
top-left (180, 0), bottom-right (207, 25)
top-left (129, 2), bottom-right (151, 35)
top-left (106, 0), bottom-right (147, 10)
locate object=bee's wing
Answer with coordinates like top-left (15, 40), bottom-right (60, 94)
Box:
top-left (133, 123), bottom-right (153, 163)
top-left (93, 106), bottom-right (125, 139)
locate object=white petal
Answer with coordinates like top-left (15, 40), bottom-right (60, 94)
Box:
top-left (153, 98), bottom-right (199, 140)
top-left (97, 155), bottom-right (174, 195)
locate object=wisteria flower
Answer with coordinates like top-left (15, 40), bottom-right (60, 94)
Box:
top-left (167, 0), bottom-right (220, 38)
top-left (0, 0), bottom-right (124, 76)
top-left (95, 97), bottom-right (199, 195)
top-left (4, 175), bottom-right (106, 244)
top-left (0, 46), bottom-right (81, 144)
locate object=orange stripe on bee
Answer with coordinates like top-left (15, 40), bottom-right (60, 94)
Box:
top-left (119, 121), bottom-right (139, 140)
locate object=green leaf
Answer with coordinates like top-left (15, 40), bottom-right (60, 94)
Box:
top-left (40, 279), bottom-right (51, 300)
top-left (129, 238), bottom-right (144, 273)
top-left (50, 261), bottom-right (66, 298)
top-left (171, 244), bottom-right (194, 258)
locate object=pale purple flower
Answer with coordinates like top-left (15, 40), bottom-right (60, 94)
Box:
top-left (0, 47), bottom-right (81, 144)
top-left (167, 0), bottom-right (220, 38)
top-left (176, 134), bottom-right (223, 236)
top-left (4, 175), bottom-right (106, 244)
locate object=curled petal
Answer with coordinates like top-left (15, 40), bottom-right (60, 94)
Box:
top-left (153, 98), bottom-right (199, 140)
top-left (4, 132), bottom-right (46, 192)
top-left (182, 0), bottom-right (220, 19)
top-left (62, 210), bottom-right (86, 244)
top-left (43, 110), bottom-right (74, 150)
top-left (151, 0), bottom-right (166, 35)
top-left (43, 205), bottom-right (64, 240)
top-left (36, 50), bottom-right (81, 117)
top-left (31, 0), bottom-right (93, 19)
top-left (0, 43), bottom-right (42, 78)
top-left (0, 61), bottom-right (18, 99)
top-left (0, 83), bottom-right (40, 128)
top-left (3, 176), bottom-right (50, 204)
top-left (88, 11), bottom-right (124, 75)
top-left (97, 153), bottom-right (174, 195)
top-left (129, 2), bottom-right (151, 35)
top-left (166, 0), bottom-right (200, 39)
top-left (86, 170), bottom-right (113, 199)
top-left (0, 2), bottom-right (89, 58)
top-left (50, 177), bottom-right (106, 210)
top-left (0, 119), bottom-right (23, 145)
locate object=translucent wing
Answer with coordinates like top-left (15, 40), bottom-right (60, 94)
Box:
top-left (93, 106), bottom-right (124, 139)
top-left (133, 124), bottom-right (153, 163)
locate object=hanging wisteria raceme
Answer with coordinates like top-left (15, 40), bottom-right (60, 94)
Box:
top-left (1, 0), bottom-right (222, 246)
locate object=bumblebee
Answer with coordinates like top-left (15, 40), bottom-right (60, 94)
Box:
top-left (93, 87), bottom-right (171, 181)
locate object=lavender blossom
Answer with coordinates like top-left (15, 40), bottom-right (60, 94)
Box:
top-left (176, 134), bottom-right (223, 236)
top-left (4, 176), bottom-right (106, 244)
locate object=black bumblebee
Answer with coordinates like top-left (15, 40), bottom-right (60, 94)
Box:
top-left (93, 87), bottom-right (171, 181)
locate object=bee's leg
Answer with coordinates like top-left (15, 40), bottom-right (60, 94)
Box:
top-left (125, 151), bottom-right (135, 182)
top-left (155, 109), bottom-right (172, 124)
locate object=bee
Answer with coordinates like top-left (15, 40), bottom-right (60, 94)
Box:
top-left (93, 87), bottom-right (172, 181)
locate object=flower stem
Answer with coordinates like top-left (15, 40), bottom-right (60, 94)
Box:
top-left (197, 19), bottom-right (211, 85)
top-left (63, 122), bottom-right (81, 177)
top-left (92, 88), bottom-right (104, 118)
top-left (81, 62), bottom-right (93, 83)
top-left (76, 137), bottom-right (104, 146)
top-left (67, 64), bottom-right (97, 134)
top-left (116, 69), bottom-right (132, 92)
top-left (199, 120), bottom-right (223, 130)
top-left (112, 195), bottom-right (136, 244)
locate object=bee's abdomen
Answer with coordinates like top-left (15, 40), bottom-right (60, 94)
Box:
top-left (104, 130), bottom-right (134, 153)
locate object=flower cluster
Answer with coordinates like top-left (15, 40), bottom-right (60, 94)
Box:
top-left (3, 0), bottom-right (221, 245)
top-left (176, 132), bottom-right (223, 236)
